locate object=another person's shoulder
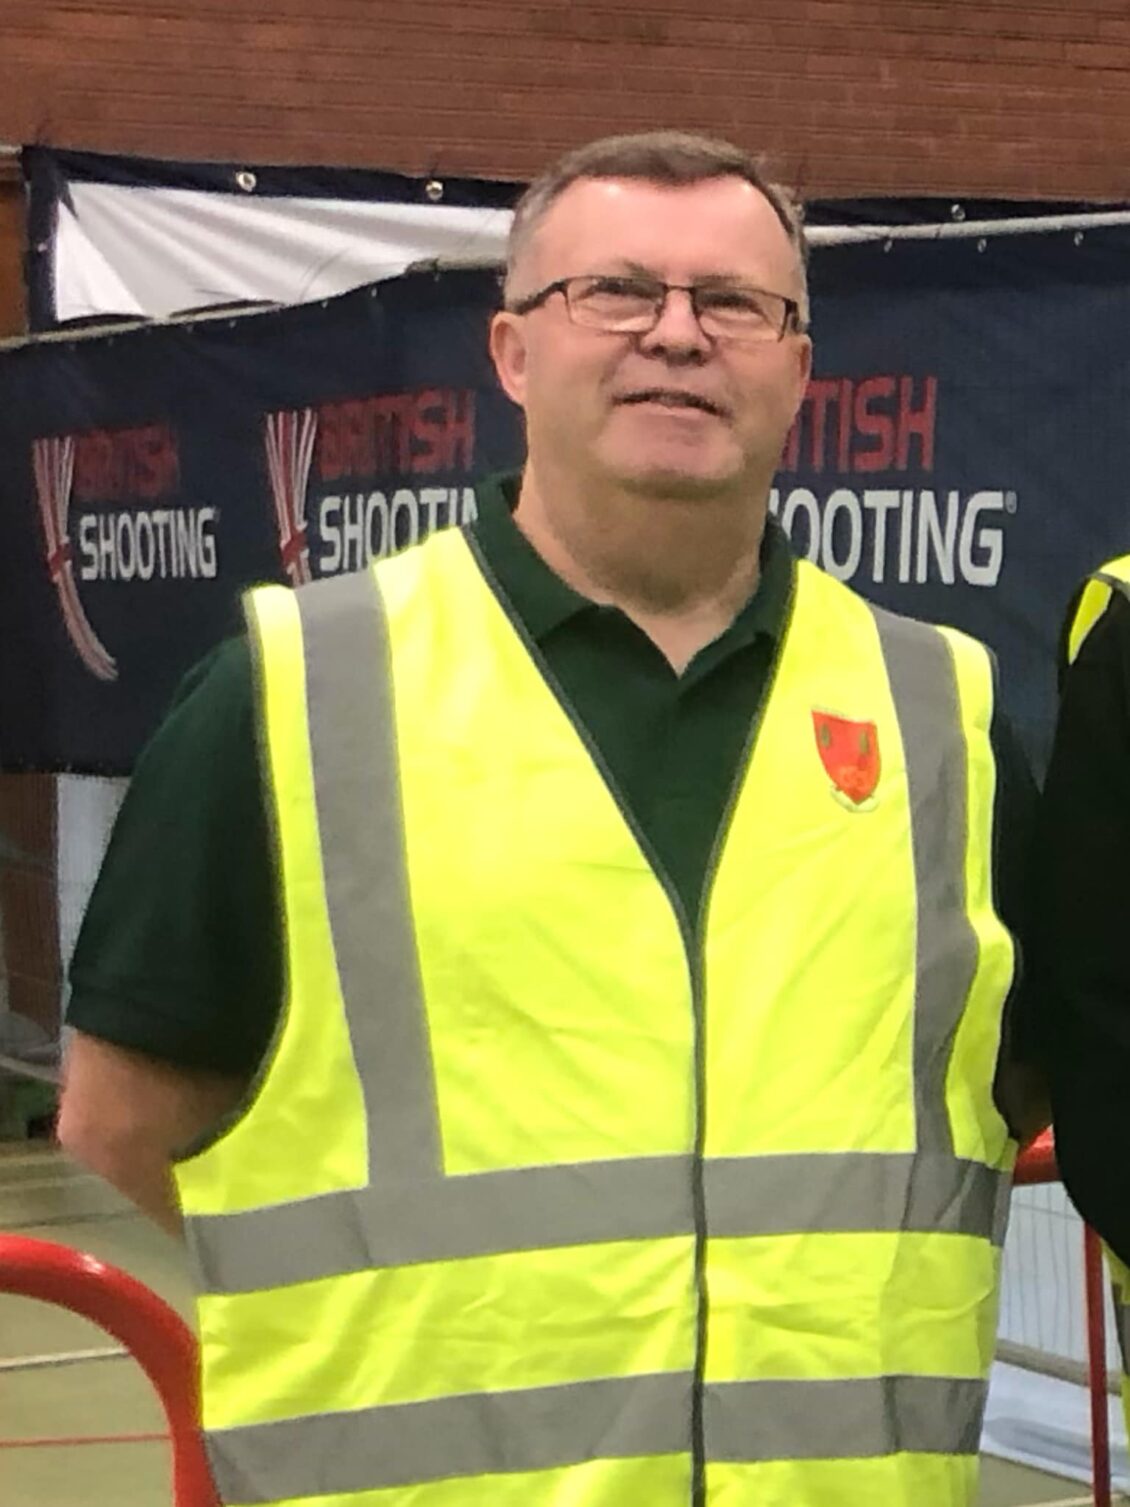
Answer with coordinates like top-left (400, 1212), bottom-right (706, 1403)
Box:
top-left (1046, 570), bottom-right (1130, 795)
top-left (1061, 570), bottom-right (1130, 683)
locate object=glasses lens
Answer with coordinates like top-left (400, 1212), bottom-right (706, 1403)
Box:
top-left (695, 287), bottom-right (787, 342)
top-left (569, 275), bottom-right (661, 330)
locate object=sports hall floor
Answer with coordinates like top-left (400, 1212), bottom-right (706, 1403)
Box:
top-left (1, 1141), bottom-right (1126, 1507)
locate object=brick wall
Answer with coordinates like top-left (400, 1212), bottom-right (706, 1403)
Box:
top-left (0, 0), bottom-right (1128, 200)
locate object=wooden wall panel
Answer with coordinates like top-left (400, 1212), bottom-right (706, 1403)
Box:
top-left (0, 164), bottom-right (26, 338)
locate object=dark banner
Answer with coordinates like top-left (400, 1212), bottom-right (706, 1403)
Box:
top-left (3, 237), bottom-right (1130, 773)
top-left (0, 270), bottom-right (521, 771)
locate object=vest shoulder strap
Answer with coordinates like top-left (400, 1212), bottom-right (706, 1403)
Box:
top-left (1064, 555), bottom-right (1130, 671)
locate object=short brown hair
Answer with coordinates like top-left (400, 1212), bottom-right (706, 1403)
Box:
top-left (505, 130), bottom-right (809, 328)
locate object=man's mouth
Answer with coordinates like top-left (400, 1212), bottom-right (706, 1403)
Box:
top-left (616, 389), bottom-right (726, 417)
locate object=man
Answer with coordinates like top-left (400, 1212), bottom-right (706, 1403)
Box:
top-left (1036, 559), bottom-right (1130, 1412)
top-left (60, 131), bottom-right (1040, 1507)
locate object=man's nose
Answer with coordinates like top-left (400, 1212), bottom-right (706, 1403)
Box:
top-left (638, 288), bottom-right (712, 360)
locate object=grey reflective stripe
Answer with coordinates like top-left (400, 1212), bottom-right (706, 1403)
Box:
top-left (206, 1372), bottom-right (983, 1502)
top-left (207, 1373), bottom-right (692, 1504)
top-left (187, 1150), bottom-right (1006, 1294)
top-left (189, 1156), bottom-right (695, 1293)
top-left (706, 1151), bottom-right (1001, 1242)
top-left (706, 1375), bottom-right (986, 1461)
top-left (869, 605), bottom-right (977, 1164)
top-left (1096, 571), bottom-right (1130, 601)
top-left (299, 569), bottom-right (442, 1181)
top-left (991, 1163), bottom-right (1014, 1249)
top-left (869, 606), bottom-right (1015, 1255)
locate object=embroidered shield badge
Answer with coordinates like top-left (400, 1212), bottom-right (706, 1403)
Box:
top-left (812, 711), bottom-right (880, 809)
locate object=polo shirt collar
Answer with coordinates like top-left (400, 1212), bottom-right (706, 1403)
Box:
top-left (469, 472), bottom-right (795, 651)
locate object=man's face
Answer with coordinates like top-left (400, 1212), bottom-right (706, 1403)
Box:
top-left (490, 175), bottom-right (812, 502)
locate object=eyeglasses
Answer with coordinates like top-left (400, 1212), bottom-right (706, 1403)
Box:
top-left (508, 273), bottom-right (802, 343)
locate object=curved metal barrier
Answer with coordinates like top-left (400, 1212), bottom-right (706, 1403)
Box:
top-left (0, 1141), bottom-right (1113, 1507)
top-left (0, 1233), bottom-right (218, 1507)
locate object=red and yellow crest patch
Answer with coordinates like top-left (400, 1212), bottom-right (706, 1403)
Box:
top-left (812, 711), bottom-right (880, 810)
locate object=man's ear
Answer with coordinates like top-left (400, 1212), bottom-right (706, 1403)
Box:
top-left (776, 332), bottom-right (814, 436)
top-left (792, 333), bottom-right (814, 413)
top-left (490, 311), bottom-right (529, 409)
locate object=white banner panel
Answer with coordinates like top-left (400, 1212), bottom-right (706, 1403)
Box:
top-left (53, 182), bottom-right (511, 322)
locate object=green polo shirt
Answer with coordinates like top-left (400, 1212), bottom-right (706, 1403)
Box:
top-left (67, 475), bottom-right (796, 1076)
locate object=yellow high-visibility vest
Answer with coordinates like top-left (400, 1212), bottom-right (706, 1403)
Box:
top-left (1065, 555), bottom-right (1130, 669)
top-left (1110, 1253), bottom-right (1130, 1429)
top-left (175, 525), bottom-right (1016, 1507)
top-left (1065, 555), bottom-right (1130, 1436)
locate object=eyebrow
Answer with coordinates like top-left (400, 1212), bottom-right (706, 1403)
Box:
top-left (594, 259), bottom-right (762, 286)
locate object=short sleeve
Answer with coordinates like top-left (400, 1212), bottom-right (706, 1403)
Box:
top-left (67, 636), bottom-right (282, 1076)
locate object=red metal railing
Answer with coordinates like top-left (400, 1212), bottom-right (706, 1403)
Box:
top-left (0, 1234), bottom-right (219, 1507)
top-left (0, 1137), bottom-right (1115, 1507)
top-left (1014, 1128), bottom-right (1113, 1507)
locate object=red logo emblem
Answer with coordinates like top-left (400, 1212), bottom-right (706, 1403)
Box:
top-left (812, 711), bottom-right (880, 809)
top-left (32, 436), bottom-right (118, 681)
top-left (264, 408), bottom-right (318, 585)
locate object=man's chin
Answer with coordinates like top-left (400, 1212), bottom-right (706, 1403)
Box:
top-left (612, 462), bottom-right (739, 502)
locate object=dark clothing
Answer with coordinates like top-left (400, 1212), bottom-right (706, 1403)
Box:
top-left (1035, 589), bottom-right (1130, 1265)
top-left (69, 476), bottom-right (1040, 1131)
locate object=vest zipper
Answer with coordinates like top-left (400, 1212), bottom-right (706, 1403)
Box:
top-left (485, 661), bottom-right (714, 1502)
top-left (467, 534), bottom-right (798, 1507)
top-left (680, 912), bottom-right (710, 1507)
top-left (682, 566), bottom-right (797, 1507)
